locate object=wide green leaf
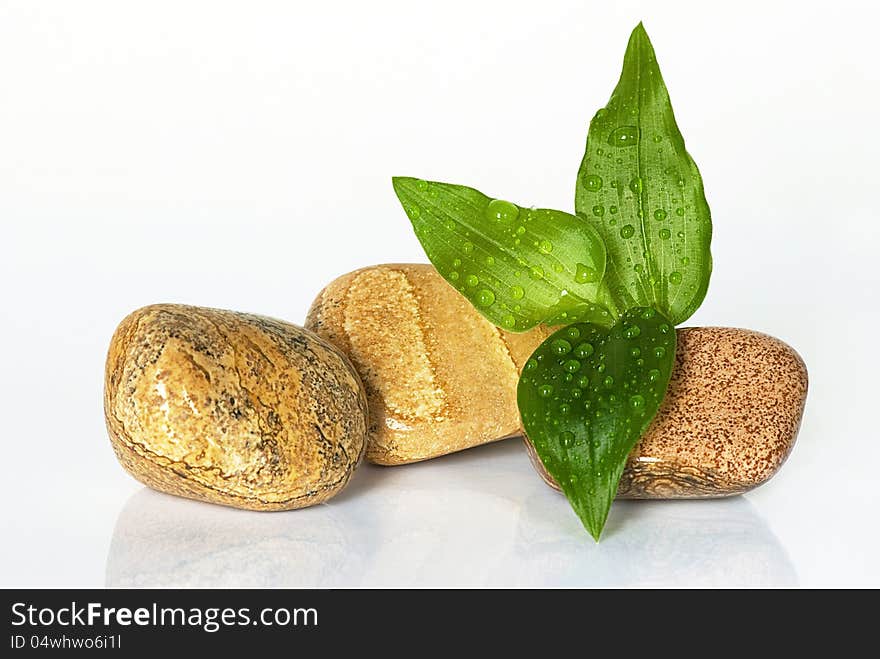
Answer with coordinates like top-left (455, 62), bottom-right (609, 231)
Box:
top-left (393, 177), bottom-right (612, 331)
top-left (518, 307), bottom-right (676, 540)
top-left (575, 23), bottom-right (712, 325)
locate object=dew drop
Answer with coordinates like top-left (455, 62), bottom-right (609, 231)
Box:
top-left (680, 256), bottom-right (690, 266)
top-left (582, 173), bottom-right (603, 192)
top-left (603, 375), bottom-right (615, 388)
top-left (538, 384), bottom-right (554, 398)
top-left (675, 207), bottom-right (685, 217)
top-left (654, 208), bottom-right (667, 221)
top-left (574, 342), bottom-right (594, 359)
top-left (407, 205), bottom-right (421, 219)
top-left (529, 266), bottom-right (544, 280)
top-left (608, 125), bottom-right (639, 147)
top-left (592, 204), bottom-right (605, 217)
top-left (641, 308), bottom-right (656, 320)
top-left (629, 394), bottom-right (645, 410)
top-left (502, 314), bottom-right (516, 329)
top-left (524, 359), bottom-right (538, 372)
top-left (577, 376), bottom-right (590, 389)
top-left (449, 271), bottom-right (460, 281)
top-left (466, 274), bottom-right (479, 287)
top-left (487, 199), bottom-right (519, 223)
top-left (452, 258), bottom-right (462, 268)
top-left (669, 271), bottom-right (683, 284)
top-left (624, 325), bottom-right (641, 339)
top-left (485, 256), bottom-right (495, 266)
top-left (551, 339), bottom-right (572, 355)
top-left (564, 359), bottom-right (581, 373)
top-left (630, 347), bottom-right (641, 358)
top-left (462, 241), bottom-right (474, 255)
top-left (476, 289), bottom-right (495, 307)
top-left (620, 224), bottom-right (636, 239)
top-left (561, 430), bottom-right (574, 447)
top-left (629, 177), bottom-right (643, 194)
top-left (654, 346), bottom-right (667, 359)
top-left (659, 228), bottom-right (671, 240)
top-left (610, 205), bottom-right (619, 214)
top-left (647, 368), bottom-right (660, 382)
top-left (574, 263), bottom-right (599, 284)
top-left (538, 239), bottom-right (553, 254)
top-left (510, 285), bottom-right (525, 300)
top-left (566, 326), bottom-right (581, 340)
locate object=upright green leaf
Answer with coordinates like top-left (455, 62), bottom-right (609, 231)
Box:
top-left (575, 23), bottom-right (712, 326)
top-left (518, 307), bottom-right (676, 540)
top-left (393, 177), bottom-right (613, 331)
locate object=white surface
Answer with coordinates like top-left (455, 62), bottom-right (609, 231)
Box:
top-left (1, 0), bottom-right (877, 587)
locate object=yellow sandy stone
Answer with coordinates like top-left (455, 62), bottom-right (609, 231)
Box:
top-left (306, 264), bottom-right (552, 465)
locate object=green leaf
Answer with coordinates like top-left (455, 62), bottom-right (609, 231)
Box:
top-left (393, 177), bottom-right (612, 331)
top-left (517, 307), bottom-right (676, 540)
top-left (575, 23), bottom-right (712, 326)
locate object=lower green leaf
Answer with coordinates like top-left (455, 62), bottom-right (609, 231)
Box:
top-left (517, 307), bottom-right (676, 540)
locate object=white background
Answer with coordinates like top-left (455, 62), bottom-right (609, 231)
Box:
top-left (2, 0), bottom-right (878, 587)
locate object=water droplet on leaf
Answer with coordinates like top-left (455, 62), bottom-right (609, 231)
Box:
top-left (487, 199), bottom-right (519, 223)
top-left (608, 125), bottom-right (639, 147)
top-left (582, 173), bottom-right (603, 191)
top-left (574, 342), bottom-right (594, 359)
top-left (551, 339), bottom-right (572, 355)
top-left (564, 359), bottom-right (581, 373)
top-left (574, 263), bottom-right (599, 284)
top-left (477, 289), bottom-right (495, 306)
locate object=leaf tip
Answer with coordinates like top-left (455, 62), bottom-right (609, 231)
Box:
top-left (584, 515), bottom-right (606, 542)
top-left (391, 176), bottom-right (411, 192)
top-left (630, 21), bottom-right (651, 44)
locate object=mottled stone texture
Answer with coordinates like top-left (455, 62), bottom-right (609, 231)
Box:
top-left (527, 327), bottom-right (808, 498)
top-left (305, 264), bottom-right (553, 464)
top-left (104, 304), bottom-right (368, 510)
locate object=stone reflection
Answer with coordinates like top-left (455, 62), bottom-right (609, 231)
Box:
top-left (107, 441), bottom-right (796, 587)
top-left (106, 487), bottom-right (376, 587)
top-left (501, 492), bottom-right (797, 587)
